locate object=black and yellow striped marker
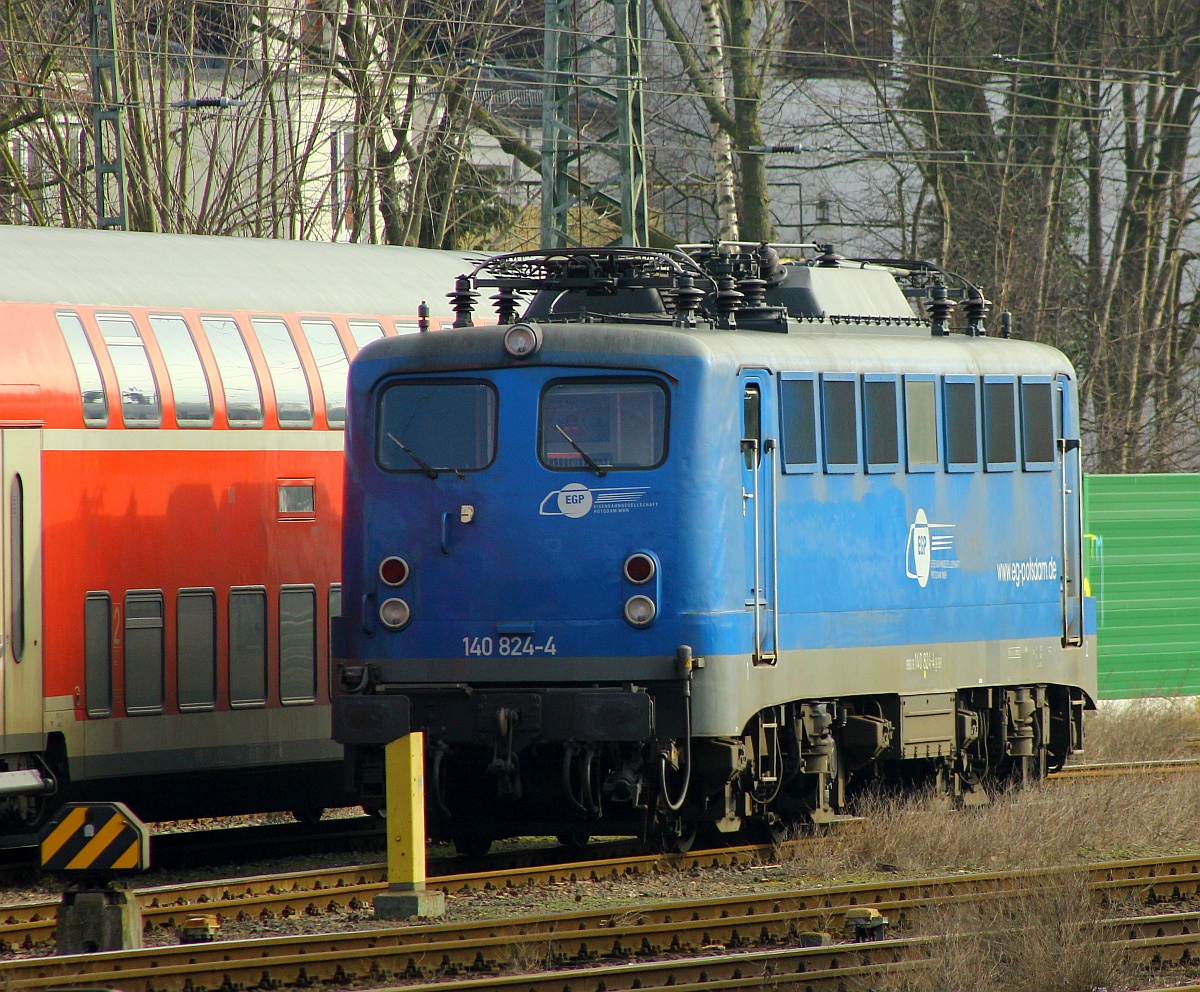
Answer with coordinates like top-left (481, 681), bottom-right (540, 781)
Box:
top-left (40, 802), bottom-right (149, 872)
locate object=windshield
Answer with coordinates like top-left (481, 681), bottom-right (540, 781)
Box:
top-left (539, 379), bottom-right (668, 471)
top-left (377, 380), bottom-right (497, 474)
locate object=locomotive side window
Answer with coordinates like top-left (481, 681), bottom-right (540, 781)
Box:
top-left (780, 373), bottom-right (818, 472)
top-left (540, 379), bottom-right (668, 471)
top-left (821, 374), bottom-right (859, 472)
top-left (96, 314), bottom-right (162, 428)
top-left (149, 315), bottom-right (213, 427)
top-left (124, 591), bottom-right (164, 715)
top-left (252, 318), bottom-right (314, 428)
top-left (56, 311), bottom-right (108, 426)
top-left (348, 319), bottom-right (384, 351)
top-left (177, 589), bottom-right (216, 711)
top-left (229, 587), bottom-right (267, 707)
top-left (863, 375), bottom-right (899, 473)
top-left (1020, 377), bottom-right (1056, 470)
top-left (742, 384), bottom-right (761, 469)
top-left (84, 593), bottom-right (112, 717)
top-left (903, 375), bottom-right (940, 471)
top-left (378, 380), bottom-right (497, 473)
top-left (982, 376), bottom-right (1018, 471)
top-left (280, 586), bottom-right (317, 704)
top-left (300, 319), bottom-right (349, 428)
top-left (943, 376), bottom-right (980, 471)
top-left (201, 317), bottom-right (265, 428)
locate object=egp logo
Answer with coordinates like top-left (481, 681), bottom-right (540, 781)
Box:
top-left (539, 484), bottom-right (654, 519)
top-left (905, 508), bottom-right (957, 587)
top-left (555, 482), bottom-right (593, 518)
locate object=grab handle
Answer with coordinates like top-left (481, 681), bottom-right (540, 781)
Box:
top-left (440, 510), bottom-right (451, 555)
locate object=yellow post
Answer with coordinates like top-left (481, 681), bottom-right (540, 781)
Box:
top-left (373, 732), bottom-right (445, 919)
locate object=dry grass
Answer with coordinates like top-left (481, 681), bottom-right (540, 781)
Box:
top-left (789, 701), bottom-right (1200, 882)
top-left (1082, 697), bottom-right (1200, 763)
top-left (863, 870), bottom-right (1128, 992)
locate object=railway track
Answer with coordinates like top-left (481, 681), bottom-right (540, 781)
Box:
top-left (5, 853), bottom-right (1200, 990)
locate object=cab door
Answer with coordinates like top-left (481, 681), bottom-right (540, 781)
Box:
top-left (739, 372), bottom-right (778, 664)
top-left (1, 428), bottom-right (44, 752)
top-left (1056, 377), bottom-right (1083, 647)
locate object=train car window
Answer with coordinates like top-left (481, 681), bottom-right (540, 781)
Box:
top-left (96, 314), bottom-right (162, 428)
top-left (742, 384), bottom-right (761, 469)
top-left (863, 375), bottom-right (900, 473)
top-left (395, 321), bottom-right (420, 335)
top-left (944, 376), bottom-right (980, 471)
top-left (177, 589), bottom-right (216, 711)
top-left (84, 593), bottom-right (112, 717)
top-left (124, 591), bottom-right (164, 715)
top-left (982, 376), bottom-right (1018, 471)
top-left (56, 312), bottom-right (108, 426)
top-left (378, 379), bottom-right (498, 473)
top-left (780, 373), bottom-right (818, 473)
top-left (1020, 377), bottom-right (1056, 470)
top-left (229, 587), bottom-right (267, 707)
top-left (201, 317), bottom-right (265, 428)
top-left (149, 315), bottom-right (213, 428)
top-left (251, 318), bottom-right (314, 428)
top-left (280, 586), bottom-right (317, 705)
top-left (821, 374), bottom-right (859, 473)
top-left (904, 375), bottom-right (940, 471)
top-left (299, 319), bottom-right (348, 428)
top-left (348, 320), bottom-right (384, 351)
top-left (328, 583), bottom-right (341, 696)
top-left (540, 378), bottom-right (668, 472)
top-left (8, 474), bottom-right (23, 661)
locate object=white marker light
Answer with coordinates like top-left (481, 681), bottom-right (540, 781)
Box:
top-left (503, 322), bottom-right (542, 359)
top-left (379, 598), bottom-right (411, 630)
top-left (624, 594), bottom-right (656, 627)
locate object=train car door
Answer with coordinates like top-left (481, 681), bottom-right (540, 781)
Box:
top-left (1056, 376), bottom-right (1084, 647)
top-left (739, 371), bottom-right (779, 664)
top-left (1, 428), bottom-right (44, 753)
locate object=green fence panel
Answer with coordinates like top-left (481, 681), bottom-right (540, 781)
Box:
top-left (1083, 473), bottom-right (1200, 698)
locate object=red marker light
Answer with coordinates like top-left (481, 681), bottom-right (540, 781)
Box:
top-left (623, 552), bottom-right (656, 584)
top-left (379, 556), bottom-right (410, 587)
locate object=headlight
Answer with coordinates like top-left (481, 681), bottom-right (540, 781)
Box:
top-left (379, 598), bottom-right (411, 630)
top-left (503, 322), bottom-right (542, 359)
top-left (624, 594), bottom-right (656, 628)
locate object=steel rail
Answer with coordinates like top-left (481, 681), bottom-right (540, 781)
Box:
top-left (1049, 758), bottom-right (1200, 780)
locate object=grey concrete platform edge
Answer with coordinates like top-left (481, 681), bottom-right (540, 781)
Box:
top-left (374, 885), bottom-right (446, 919)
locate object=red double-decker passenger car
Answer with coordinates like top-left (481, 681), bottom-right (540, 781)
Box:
top-left (0, 225), bottom-right (475, 833)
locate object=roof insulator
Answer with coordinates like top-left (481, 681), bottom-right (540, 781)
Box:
top-left (929, 281), bottom-right (954, 336)
top-left (964, 287), bottom-right (990, 336)
top-left (448, 275), bottom-right (478, 328)
top-left (672, 274), bottom-right (706, 327)
top-left (817, 244), bottom-right (840, 267)
top-left (491, 286), bottom-right (521, 325)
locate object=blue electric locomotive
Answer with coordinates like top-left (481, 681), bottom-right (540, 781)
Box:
top-left (332, 245), bottom-right (1096, 852)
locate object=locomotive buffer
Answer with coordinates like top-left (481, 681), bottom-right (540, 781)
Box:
top-left (40, 801), bottom-right (149, 953)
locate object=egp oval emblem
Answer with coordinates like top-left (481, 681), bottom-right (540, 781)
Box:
top-left (557, 483), bottom-right (593, 518)
top-left (906, 508), bottom-right (932, 587)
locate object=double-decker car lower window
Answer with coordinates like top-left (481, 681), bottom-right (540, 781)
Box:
top-left (539, 379), bottom-right (668, 471)
top-left (377, 380), bottom-right (497, 473)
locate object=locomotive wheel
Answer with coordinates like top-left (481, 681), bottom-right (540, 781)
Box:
top-left (453, 835), bottom-right (493, 858)
top-left (657, 819), bottom-right (697, 854)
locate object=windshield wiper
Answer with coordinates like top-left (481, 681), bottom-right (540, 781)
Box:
top-left (555, 423), bottom-right (607, 477)
top-left (387, 432), bottom-right (438, 479)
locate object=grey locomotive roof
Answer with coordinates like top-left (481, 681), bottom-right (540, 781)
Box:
top-left (0, 225), bottom-right (482, 316)
top-left (360, 319), bottom-right (1075, 380)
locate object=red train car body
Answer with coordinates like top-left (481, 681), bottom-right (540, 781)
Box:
top-left (0, 225), bottom-right (475, 831)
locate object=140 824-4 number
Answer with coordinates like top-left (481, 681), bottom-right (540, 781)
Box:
top-left (463, 635), bottom-right (557, 657)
